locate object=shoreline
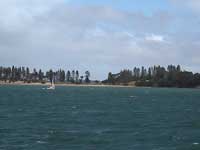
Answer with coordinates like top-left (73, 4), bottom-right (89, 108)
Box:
top-left (0, 82), bottom-right (136, 88)
top-left (1, 82), bottom-right (199, 89)
top-left (0, 83), bottom-right (198, 90)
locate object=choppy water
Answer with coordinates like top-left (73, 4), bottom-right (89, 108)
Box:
top-left (0, 86), bottom-right (200, 150)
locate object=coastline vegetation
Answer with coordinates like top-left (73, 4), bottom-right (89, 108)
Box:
top-left (1, 65), bottom-right (200, 88)
top-left (103, 65), bottom-right (200, 88)
top-left (0, 66), bottom-right (91, 84)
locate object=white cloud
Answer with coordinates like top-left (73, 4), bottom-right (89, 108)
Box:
top-left (145, 34), bottom-right (164, 42)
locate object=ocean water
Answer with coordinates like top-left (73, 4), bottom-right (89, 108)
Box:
top-left (0, 86), bottom-right (200, 150)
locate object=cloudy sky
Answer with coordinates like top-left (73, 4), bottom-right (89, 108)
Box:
top-left (0, 0), bottom-right (200, 79)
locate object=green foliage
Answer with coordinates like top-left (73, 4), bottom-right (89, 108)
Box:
top-left (0, 66), bottom-right (91, 84)
top-left (66, 71), bottom-right (71, 82)
top-left (85, 71), bottom-right (90, 83)
top-left (105, 65), bottom-right (200, 88)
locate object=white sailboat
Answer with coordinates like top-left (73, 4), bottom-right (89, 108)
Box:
top-left (47, 79), bottom-right (55, 90)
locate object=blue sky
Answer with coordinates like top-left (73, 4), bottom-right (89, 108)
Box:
top-left (0, 0), bottom-right (200, 79)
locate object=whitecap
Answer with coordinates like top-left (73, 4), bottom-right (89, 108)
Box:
top-left (95, 128), bottom-right (112, 134)
top-left (72, 106), bottom-right (77, 109)
top-left (17, 108), bottom-right (23, 111)
top-left (193, 143), bottom-right (199, 145)
top-left (129, 96), bottom-right (137, 98)
top-left (36, 141), bottom-right (47, 144)
top-left (48, 130), bottom-right (55, 134)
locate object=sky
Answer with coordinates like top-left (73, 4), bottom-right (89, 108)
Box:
top-left (0, 0), bottom-right (200, 79)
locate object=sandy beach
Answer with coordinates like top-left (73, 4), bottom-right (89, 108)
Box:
top-left (0, 81), bottom-right (135, 88)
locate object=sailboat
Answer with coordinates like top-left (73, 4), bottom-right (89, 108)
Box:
top-left (47, 79), bottom-right (55, 90)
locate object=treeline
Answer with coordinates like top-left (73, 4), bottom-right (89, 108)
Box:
top-left (104, 65), bottom-right (200, 88)
top-left (0, 66), bottom-right (91, 84)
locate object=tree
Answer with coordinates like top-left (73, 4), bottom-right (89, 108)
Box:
top-left (141, 66), bottom-right (146, 80)
top-left (26, 67), bottom-right (30, 81)
top-left (22, 67), bottom-right (26, 81)
top-left (177, 65), bottom-right (181, 72)
top-left (32, 68), bottom-right (38, 82)
top-left (39, 69), bottom-right (43, 81)
top-left (49, 69), bottom-right (53, 83)
top-left (108, 72), bottom-right (115, 84)
top-left (0, 67), bottom-right (3, 80)
top-left (16, 67), bottom-right (21, 81)
top-left (71, 70), bottom-right (75, 82)
top-left (80, 76), bottom-right (84, 83)
top-left (11, 66), bottom-right (15, 82)
top-left (75, 70), bottom-right (79, 83)
top-left (85, 71), bottom-right (90, 83)
top-left (147, 67), bottom-right (152, 80)
top-left (61, 70), bottom-right (65, 82)
top-left (193, 73), bottom-right (200, 86)
top-left (7, 67), bottom-right (11, 82)
top-left (66, 71), bottom-right (71, 82)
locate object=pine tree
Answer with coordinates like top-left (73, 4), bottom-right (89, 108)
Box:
top-left (75, 70), bottom-right (79, 83)
top-left (85, 71), bottom-right (90, 83)
top-left (66, 71), bottom-right (71, 82)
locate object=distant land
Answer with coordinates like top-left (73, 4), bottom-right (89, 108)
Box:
top-left (0, 65), bottom-right (200, 88)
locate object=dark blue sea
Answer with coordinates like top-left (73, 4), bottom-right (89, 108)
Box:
top-left (0, 86), bottom-right (200, 150)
